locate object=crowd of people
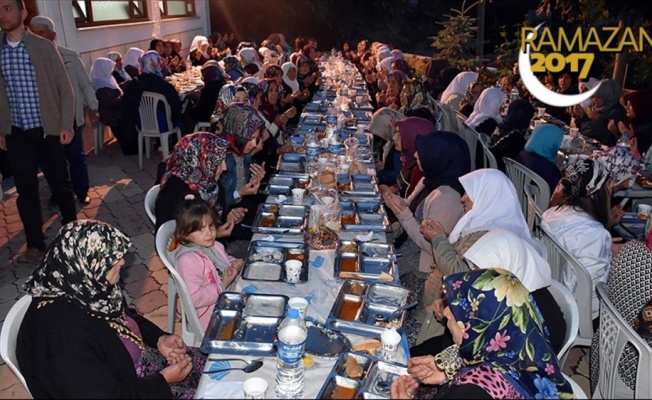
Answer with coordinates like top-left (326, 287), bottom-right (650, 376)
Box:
top-left (2, 0), bottom-right (652, 396)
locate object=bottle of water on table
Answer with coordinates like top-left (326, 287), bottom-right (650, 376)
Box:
top-left (275, 308), bottom-right (307, 399)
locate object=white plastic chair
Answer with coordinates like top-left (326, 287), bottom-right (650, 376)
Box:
top-left (137, 91), bottom-right (182, 169)
top-left (536, 223), bottom-right (594, 350)
top-left (155, 220), bottom-right (205, 347)
top-left (456, 122), bottom-right (497, 170)
top-left (504, 157), bottom-right (551, 220)
top-left (193, 122), bottom-right (211, 132)
top-left (562, 373), bottom-right (588, 399)
top-left (594, 282), bottom-right (652, 399)
top-left (0, 295), bottom-right (33, 398)
top-left (547, 280), bottom-right (579, 365)
top-left (144, 184), bottom-right (160, 226)
top-left (93, 123), bottom-right (104, 155)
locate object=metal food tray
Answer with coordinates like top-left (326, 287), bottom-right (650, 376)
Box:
top-left (241, 240), bottom-right (309, 283)
top-left (338, 175), bottom-right (380, 199)
top-left (335, 242), bottom-right (398, 283)
top-left (263, 174), bottom-right (311, 195)
top-left (201, 292), bottom-right (289, 355)
top-left (325, 280), bottom-right (409, 338)
top-left (340, 200), bottom-right (389, 232)
top-left (302, 114), bottom-right (323, 125)
top-left (317, 352), bottom-right (408, 399)
top-left (276, 152), bottom-right (306, 175)
top-left (252, 203), bottom-right (309, 234)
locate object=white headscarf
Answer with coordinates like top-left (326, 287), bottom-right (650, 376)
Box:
top-left (90, 57), bottom-right (122, 93)
top-left (465, 87), bottom-right (506, 129)
top-left (391, 49), bottom-right (404, 60)
top-left (376, 56), bottom-right (395, 73)
top-left (190, 35), bottom-right (210, 58)
top-left (106, 52), bottom-right (130, 82)
top-left (579, 77), bottom-right (600, 110)
top-left (377, 48), bottom-right (393, 62)
top-left (238, 47), bottom-right (262, 70)
top-left (123, 47), bottom-right (144, 68)
top-left (440, 71), bottom-right (478, 104)
top-left (448, 168), bottom-right (530, 244)
top-left (281, 61), bottom-right (299, 93)
top-left (464, 229), bottom-right (551, 292)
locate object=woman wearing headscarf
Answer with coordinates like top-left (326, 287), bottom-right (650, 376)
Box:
top-left (395, 117), bottom-right (437, 198)
top-left (399, 80), bottom-right (436, 123)
top-left (238, 47), bottom-right (263, 74)
top-left (17, 220), bottom-right (205, 399)
top-left (458, 81), bottom-right (486, 117)
top-left (280, 61), bottom-right (309, 113)
top-left (106, 51), bottom-right (131, 85)
top-left (370, 107), bottom-right (406, 189)
top-left (440, 71), bottom-right (478, 110)
top-left (465, 87), bottom-right (506, 138)
top-left (155, 133), bottom-right (245, 233)
top-left (615, 91), bottom-right (652, 159)
top-left (121, 51), bottom-right (183, 148)
top-left (223, 55), bottom-right (245, 82)
top-left (488, 98), bottom-right (536, 171)
top-left (379, 70), bottom-right (408, 110)
top-left (590, 223), bottom-right (652, 396)
top-left (184, 60), bottom-right (230, 130)
top-left (546, 70), bottom-right (580, 125)
top-left (515, 124), bottom-right (564, 193)
top-left (542, 157), bottom-right (613, 321)
top-left (188, 35), bottom-right (210, 67)
top-left (392, 269), bottom-right (573, 400)
top-left (572, 78), bottom-right (625, 146)
top-left (123, 47), bottom-right (144, 78)
top-left (423, 58), bottom-right (451, 99)
top-left (90, 57), bottom-right (136, 156)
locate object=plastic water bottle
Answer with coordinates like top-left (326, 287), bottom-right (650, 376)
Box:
top-left (510, 86), bottom-right (519, 102)
top-left (306, 133), bottom-right (320, 161)
top-left (275, 308), bottom-right (307, 399)
top-left (616, 132), bottom-right (630, 150)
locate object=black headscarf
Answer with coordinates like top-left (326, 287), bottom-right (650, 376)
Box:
top-left (498, 99), bottom-right (535, 132)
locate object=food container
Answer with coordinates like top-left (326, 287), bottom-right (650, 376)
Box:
top-left (241, 240), bottom-right (309, 283)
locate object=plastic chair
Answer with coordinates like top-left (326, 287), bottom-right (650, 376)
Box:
top-left (524, 184), bottom-right (545, 233)
top-left (547, 280), bottom-right (580, 365)
top-left (93, 123), bottom-right (105, 155)
top-left (0, 295), bottom-right (33, 398)
top-left (155, 220), bottom-right (204, 347)
top-left (504, 157), bottom-right (551, 220)
top-left (594, 282), bottom-right (652, 399)
top-left (456, 123), bottom-right (479, 170)
top-left (137, 91), bottom-right (182, 169)
top-left (144, 184), bottom-right (160, 226)
top-left (562, 373), bottom-right (588, 399)
top-left (193, 122), bottom-right (211, 132)
top-left (536, 223), bottom-right (594, 350)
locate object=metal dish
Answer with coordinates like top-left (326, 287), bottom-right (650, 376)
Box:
top-left (304, 320), bottom-right (352, 359)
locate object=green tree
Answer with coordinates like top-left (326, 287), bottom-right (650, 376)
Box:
top-left (430, 0), bottom-right (483, 69)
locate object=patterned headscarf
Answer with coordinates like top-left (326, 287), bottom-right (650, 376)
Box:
top-left (258, 78), bottom-right (279, 121)
top-left (201, 60), bottom-right (229, 83)
top-left (592, 146), bottom-right (640, 187)
top-left (402, 80), bottom-right (435, 115)
top-left (140, 50), bottom-right (164, 77)
top-left (223, 55), bottom-right (242, 72)
top-left (369, 107), bottom-right (406, 142)
top-left (264, 65), bottom-right (282, 80)
top-left (395, 117), bottom-right (436, 170)
top-left (557, 157), bottom-right (609, 198)
top-left (106, 51), bottom-right (130, 82)
top-left (443, 269), bottom-right (573, 399)
top-left (25, 220), bottom-right (131, 319)
top-left (161, 133), bottom-right (229, 207)
top-left (213, 83), bottom-right (237, 122)
top-left (222, 103), bottom-right (265, 155)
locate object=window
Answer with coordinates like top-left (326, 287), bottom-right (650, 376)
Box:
top-left (159, 0), bottom-right (195, 18)
top-left (73, 0), bottom-right (147, 27)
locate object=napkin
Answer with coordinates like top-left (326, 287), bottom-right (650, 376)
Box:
top-left (276, 195), bottom-right (287, 204)
top-left (355, 231), bottom-right (374, 241)
top-left (200, 380), bottom-right (244, 399)
top-left (261, 235), bottom-right (276, 241)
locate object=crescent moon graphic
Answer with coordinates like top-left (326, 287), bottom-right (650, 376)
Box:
top-left (519, 24), bottom-right (601, 108)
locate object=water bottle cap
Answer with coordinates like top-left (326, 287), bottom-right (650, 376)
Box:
top-left (287, 308), bottom-right (300, 318)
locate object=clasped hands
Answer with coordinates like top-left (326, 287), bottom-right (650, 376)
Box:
top-left (390, 356), bottom-right (447, 398)
top-left (157, 334), bottom-right (193, 383)
top-left (420, 218), bottom-right (447, 241)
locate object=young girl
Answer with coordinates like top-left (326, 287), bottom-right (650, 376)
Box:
top-left (173, 196), bottom-right (244, 330)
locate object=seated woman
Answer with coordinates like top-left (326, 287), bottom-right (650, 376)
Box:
top-left (173, 197), bottom-right (243, 330)
top-left (458, 81), bottom-right (486, 117)
top-left (188, 36), bottom-right (210, 67)
top-left (464, 87), bottom-right (507, 137)
top-left (393, 117), bottom-right (437, 198)
top-left (223, 55), bottom-right (245, 82)
top-left (616, 90), bottom-right (652, 159)
top-left (296, 57), bottom-right (320, 99)
top-left (590, 225), bottom-right (652, 396)
top-left (370, 107), bottom-right (406, 187)
top-left (488, 98), bottom-right (535, 171)
top-left (17, 220), bottom-right (204, 398)
top-left (184, 60), bottom-right (230, 131)
top-left (546, 70), bottom-right (579, 125)
top-left (515, 123), bottom-right (564, 194)
top-left (572, 78), bottom-right (625, 146)
top-left (398, 79), bottom-right (436, 124)
top-left (440, 71), bottom-right (478, 110)
top-left (383, 132), bottom-right (470, 345)
top-left (106, 51), bottom-right (131, 86)
top-left (90, 57), bottom-right (137, 156)
top-left (391, 269), bottom-right (573, 399)
top-left (123, 47), bottom-right (144, 78)
top-left (280, 61), bottom-right (310, 117)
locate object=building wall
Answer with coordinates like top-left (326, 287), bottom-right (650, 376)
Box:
top-left (35, 0), bottom-right (212, 70)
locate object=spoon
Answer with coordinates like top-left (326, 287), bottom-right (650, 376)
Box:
top-left (202, 360), bottom-right (264, 375)
top-left (374, 301), bottom-right (418, 322)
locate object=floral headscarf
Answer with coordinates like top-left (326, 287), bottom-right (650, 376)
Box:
top-left (264, 65), bottom-right (282, 80)
top-left (161, 133), bottom-right (229, 207)
top-left (369, 107), bottom-right (406, 142)
top-left (592, 145), bottom-right (640, 187)
top-left (25, 220), bottom-right (131, 319)
top-left (140, 50), bottom-right (164, 77)
top-left (443, 268), bottom-right (572, 399)
top-left (556, 156), bottom-right (609, 198)
top-left (223, 55), bottom-right (243, 73)
top-left (222, 103), bottom-right (265, 155)
top-left (213, 83), bottom-right (237, 121)
top-left (395, 117), bottom-right (436, 170)
top-left (401, 80), bottom-right (435, 115)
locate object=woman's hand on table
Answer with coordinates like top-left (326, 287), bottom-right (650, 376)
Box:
top-left (160, 354), bottom-right (193, 384)
top-left (420, 219), bottom-right (446, 241)
top-left (158, 334), bottom-right (188, 364)
top-left (383, 191), bottom-right (408, 214)
top-left (407, 355), bottom-right (447, 385)
top-left (390, 375), bottom-right (419, 399)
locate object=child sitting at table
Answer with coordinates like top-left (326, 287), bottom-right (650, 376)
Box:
top-left (172, 196), bottom-right (244, 330)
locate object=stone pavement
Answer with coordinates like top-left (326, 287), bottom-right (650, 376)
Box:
top-left (0, 137), bottom-right (593, 398)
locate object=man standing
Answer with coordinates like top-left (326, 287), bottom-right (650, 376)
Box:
top-left (29, 15), bottom-right (96, 205)
top-left (0, 0), bottom-right (77, 263)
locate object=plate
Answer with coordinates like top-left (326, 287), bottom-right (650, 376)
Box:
top-left (305, 320), bottom-right (352, 358)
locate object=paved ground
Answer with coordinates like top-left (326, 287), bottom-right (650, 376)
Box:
top-left (0, 135), bottom-right (592, 398)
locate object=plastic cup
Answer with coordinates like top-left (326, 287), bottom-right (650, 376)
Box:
top-left (243, 377), bottom-right (268, 399)
top-left (638, 204), bottom-right (652, 219)
top-left (537, 107), bottom-right (546, 118)
top-left (340, 164), bottom-right (350, 174)
top-left (291, 188), bottom-right (305, 205)
top-left (285, 260), bottom-right (303, 283)
top-left (311, 288), bottom-right (329, 305)
top-left (288, 297), bottom-right (309, 319)
top-left (380, 327), bottom-right (401, 362)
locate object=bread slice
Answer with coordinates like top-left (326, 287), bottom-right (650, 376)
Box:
top-left (352, 337), bottom-right (380, 356)
top-left (345, 356), bottom-right (363, 379)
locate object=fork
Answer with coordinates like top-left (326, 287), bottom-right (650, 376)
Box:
top-left (206, 356), bottom-right (263, 364)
